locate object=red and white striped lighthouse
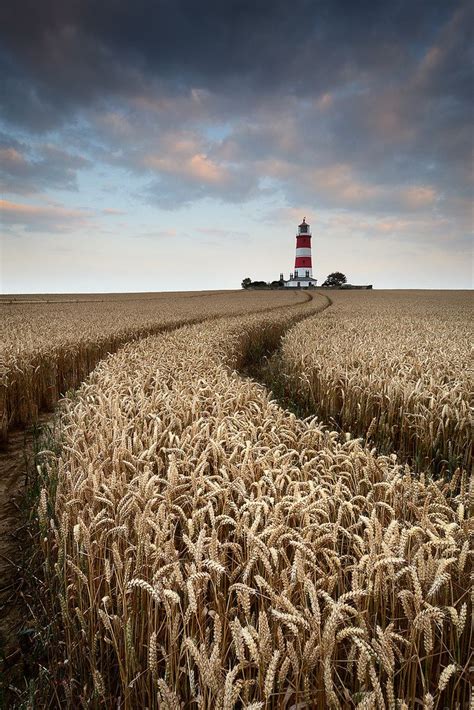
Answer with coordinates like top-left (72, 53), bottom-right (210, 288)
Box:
top-left (294, 217), bottom-right (313, 279)
top-left (284, 217), bottom-right (317, 287)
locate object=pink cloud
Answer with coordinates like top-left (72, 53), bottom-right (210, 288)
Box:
top-left (414, 5), bottom-right (469, 88)
top-left (187, 153), bottom-right (225, 183)
top-left (0, 147), bottom-right (26, 166)
top-left (309, 164), bottom-right (382, 204)
top-left (1, 199), bottom-right (94, 232)
top-left (143, 132), bottom-right (229, 185)
top-left (316, 92), bottom-right (333, 110)
top-left (399, 185), bottom-right (437, 209)
top-left (102, 207), bottom-right (126, 215)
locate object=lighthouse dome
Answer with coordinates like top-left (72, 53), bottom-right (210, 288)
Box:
top-left (298, 217), bottom-right (309, 234)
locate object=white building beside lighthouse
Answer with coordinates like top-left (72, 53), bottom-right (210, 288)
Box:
top-left (283, 218), bottom-right (318, 288)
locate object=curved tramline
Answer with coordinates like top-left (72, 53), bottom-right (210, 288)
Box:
top-left (277, 290), bottom-right (473, 476)
top-left (0, 289), bottom-right (308, 444)
top-left (0, 289), bottom-right (313, 698)
top-left (36, 293), bottom-right (470, 708)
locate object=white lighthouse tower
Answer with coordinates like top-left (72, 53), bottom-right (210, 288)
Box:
top-left (283, 218), bottom-right (318, 288)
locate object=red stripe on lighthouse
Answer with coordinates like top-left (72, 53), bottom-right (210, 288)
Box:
top-left (296, 236), bottom-right (311, 248)
top-left (295, 257), bottom-right (312, 267)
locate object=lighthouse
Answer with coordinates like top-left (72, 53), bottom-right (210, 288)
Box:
top-left (283, 218), bottom-right (318, 288)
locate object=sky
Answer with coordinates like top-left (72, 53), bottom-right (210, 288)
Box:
top-left (0, 0), bottom-right (472, 293)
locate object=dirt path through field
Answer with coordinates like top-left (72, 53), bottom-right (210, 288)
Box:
top-left (0, 417), bottom-right (53, 668)
top-left (0, 428), bottom-right (34, 670)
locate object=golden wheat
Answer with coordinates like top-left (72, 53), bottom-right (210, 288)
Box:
top-left (0, 289), bottom-right (307, 443)
top-left (35, 292), bottom-right (471, 708)
top-left (277, 290), bottom-right (473, 474)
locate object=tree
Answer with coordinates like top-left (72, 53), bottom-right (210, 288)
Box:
top-left (322, 272), bottom-right (347, 287)
top-left (241, 277), bottom-right (252, 289)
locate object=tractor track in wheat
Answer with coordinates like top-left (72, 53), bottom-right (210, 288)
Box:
top-left (0, 290), bottom-right (327, 700)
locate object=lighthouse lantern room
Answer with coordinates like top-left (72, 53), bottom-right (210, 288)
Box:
top-left (283, 218), bottom-right (318, 288)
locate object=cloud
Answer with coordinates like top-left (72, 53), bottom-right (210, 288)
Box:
top-left (315, 93), bottom-right (334, 111)
top-left (307, 164), bottom-right (382, 206)
top-left (0, 1), bottom-right (470, 248)
top-left (399, 186), bottom-right (437, 210)
top-left (0, 1), bottom-right (462, 130)
top-left (144, 151), bottom-right (225, 185)
top-left (102, 207), bottom-right (126, 215)
top-left (1, 199), bottom-right (94, 232)
top-left (0, 134), bottom-right (90, 195)
top-left (119, 128), bottom-right (262, 207)
top-left (135, 228), bottom-right (178, 240)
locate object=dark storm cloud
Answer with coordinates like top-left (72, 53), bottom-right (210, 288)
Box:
top-left (0, 0), bottom-right (471, 232)
top-left (0, 0), bottom-right (459, 131)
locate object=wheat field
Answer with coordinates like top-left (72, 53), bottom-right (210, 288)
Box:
top-left (0, 290), bottom-right (306, 444)
top-left (277, 290), bottom-right (473, 476)
top-left (32, 291), bottom-right (471, 708)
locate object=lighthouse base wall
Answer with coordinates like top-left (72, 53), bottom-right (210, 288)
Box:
top-left (284, 278), bottom-right (318, 288)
